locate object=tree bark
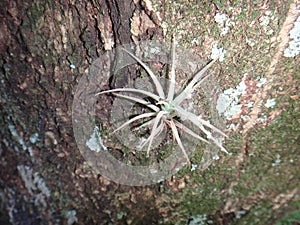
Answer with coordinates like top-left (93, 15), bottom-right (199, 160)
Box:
top-left (0, 0), bottom-right (161, 224)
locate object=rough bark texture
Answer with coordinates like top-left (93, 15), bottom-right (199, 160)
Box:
top-left (1, 0), bottom-right (299, 224)
top-left (0, 0), bottom-right (161, 224)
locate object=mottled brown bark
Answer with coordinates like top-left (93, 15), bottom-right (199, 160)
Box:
top-left (0, 0), bottom-right (161, 224)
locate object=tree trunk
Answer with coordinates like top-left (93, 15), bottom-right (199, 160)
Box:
top-left (0, 0), bottom-right (161, 224)
top-left (1, 1), bottom-right (299, 225)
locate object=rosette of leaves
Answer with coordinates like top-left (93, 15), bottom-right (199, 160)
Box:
top-left (96, 38), bottom-right (228, 166)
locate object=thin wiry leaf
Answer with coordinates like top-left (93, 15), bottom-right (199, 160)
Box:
top-left (197, 116), bottom-right (228, 138)
top-left (174, 106), bottom-right (228, 153)
top-left (186, 57), bottom-right (219, 91)
top-left (175, 105), bottom-right (227, 137)
top-left (113, 93), bottom-right (160, 112)
top-left (154, 120), bottom-right (165, 137)
top-left (197, 122), bottom-right (228, 154)
top-left (174, 120), bottom-right (209, 144)
top-left (191, 73), bottom-right (211, 92)
top-left (96, 88), bottom-right (160, 102)
top-left (174, 56), bottom-right (219, 105)
top-left (167, 37), bottom-right (177, 101)
top-left (168, 120), bottom-right (191, 166)
top-left (112, 112), bottom-right (156, 134)
top-left (139, 111), bottom-right (167, 155)
top-left (210, 137), bottom-right (228, 154)
top-left (138, 118), bottom-right (165, 151)
top-left (122, 48), bottom-right (165, 99)
top-left (134, 117), bottom-right (155, 130)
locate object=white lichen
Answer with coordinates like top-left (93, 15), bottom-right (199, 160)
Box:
top-left (8, 124), bottom-right (34, 157)
top-left (214, 12), bottom-right (235, 36)
top-left (150, 168), bottom-right (158, 174)
top-left (246, 101), bottom-right (254, 108)
top-left (64, 210), bottom-right (78, 225)
top-left (190, 164), bottom-right (198, 172)
top-left (272, 154), bottom-right (281, 166)
top-left (235, 210), bottom-right (246, 219)
top-left (217, 78), bottom-right (247, 119)
top-left (257, 77), bottom-right (268, 88)
top-left (259, 10), bottom-right (275, 35)
top-left (265, 98), bottom-right (276, 108)
top-left (214, 13), bottom-right (228, 24)
top-left (17, 165), bottom-right (50, 207)
top-left (284, 15), bottom-right (300, 57)
top-left (86, 126), bottom-right (108, 152)
top-left (69, 64), bottom-right (76, 69)
top-left (246, 38), bottom-right (256, 47)
top-left (191, 38), bottom-right (199, 45)
top-left (257, 115), bottom-right (268, 123)
top-left (227, 123), bottom-right (237, 130)
top-left (211, 44), bottom-right (226, 62)
top-left (29, 133), bottom-right (39, 144)
top-left (189, 214), bottom-right (213, 225)
top-left (9, 124), bottom-right (27, 151)
top-left (212, 154), bottom-right (220, 160)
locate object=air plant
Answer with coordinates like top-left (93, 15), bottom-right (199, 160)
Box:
top-left (96, 38), bottom-right (228, 166)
